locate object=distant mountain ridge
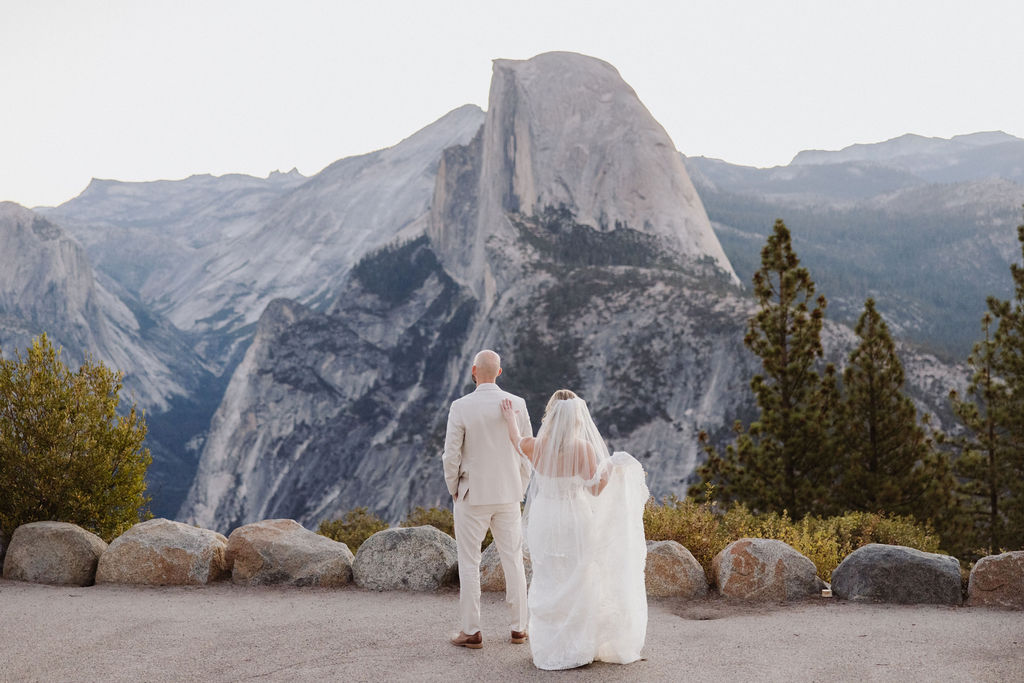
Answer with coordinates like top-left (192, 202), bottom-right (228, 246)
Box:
top-left (791, 130), bottom-right (1022, 168)
top-left (685, 130), bottom-right (1024, 359)
top-left (689, 130), bottom-right (1024, 203)
top-left (40, 170), bottom-right (309, 361)
top-left (43, 106), bottom-right (485, 373)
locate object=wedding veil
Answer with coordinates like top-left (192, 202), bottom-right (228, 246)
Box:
top-left (520, 393), bottom-right (650, 664)
top-left (529, 396), bottom-right (611, 484)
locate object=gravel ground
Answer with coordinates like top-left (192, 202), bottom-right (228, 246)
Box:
top-left (1, 579), bottom-right (1021, 682)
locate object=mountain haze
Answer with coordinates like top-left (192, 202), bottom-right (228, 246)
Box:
top-left (157, 104), bottom-right (484, 368)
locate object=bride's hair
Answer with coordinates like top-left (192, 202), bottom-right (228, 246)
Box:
top-left (542, 389), bottom-right (578, 423)
top-left (533, 389), bottom-right (608, 480)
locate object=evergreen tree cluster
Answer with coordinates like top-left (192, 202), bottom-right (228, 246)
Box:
top-left (694, 220), bottom-right (838, 518)
top-left (836, 298), bottom-right (953, 523)
top-left (692, 216), bottom-right (1024, 560)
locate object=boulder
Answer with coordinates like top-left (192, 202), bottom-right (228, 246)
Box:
top-left (353, 526), bottom-right (457, 591)
top-left (967, 550), bottom-right (1024, 609)
top-left (226, 519), bottom-right (354, 587)
top-left (96, 518), bottom-right (230, 586)
top-left (712, 538), bottom-right (821, 601)
top-left (2, 522), bottom-right (107, 586)
top-left (645, 540), bottom-right (708, 598)
top-left (831, 543), bottom-right (961, 605)
top-left (479, 542), bottom-right (532, 592)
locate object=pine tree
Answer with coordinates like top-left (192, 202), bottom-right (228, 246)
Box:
top-left (837, 298), bottom-right (954, 522)
top-left (694, 220), bottom-right (838, 517)
top-left (989, 224), bottom-right (1024, 550)
top-left (950, 313), bottom-right (1013, 555)
top-left (0, 334), bottom-right (151, 541)
top-left (952, 212), bottom-right (1024, 556)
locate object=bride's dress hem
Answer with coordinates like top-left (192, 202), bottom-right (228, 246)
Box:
top-left (533, 654), bottom-right (644, 671)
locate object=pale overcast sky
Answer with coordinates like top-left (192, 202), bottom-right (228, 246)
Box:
top-left (2, 0), bottom-right (1022, 207)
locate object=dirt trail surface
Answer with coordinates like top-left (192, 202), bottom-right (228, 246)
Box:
top-left (1, 579), bottom-right (1021, 682)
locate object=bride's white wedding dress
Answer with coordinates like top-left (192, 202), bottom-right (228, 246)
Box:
top-left (520, 399), bottom-right (649, 670)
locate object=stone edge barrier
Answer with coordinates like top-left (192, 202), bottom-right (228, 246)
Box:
top-left (3, 519), bottom-right (1020, 609)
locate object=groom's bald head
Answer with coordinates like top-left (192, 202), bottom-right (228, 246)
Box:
top-left (473, 349), bottom-right (502, 383)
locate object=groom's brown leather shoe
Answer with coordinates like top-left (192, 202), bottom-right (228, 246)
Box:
top-left (451, 631), bottom-right (483, 649)
top-left (510, 630), bottom-right (528, 644)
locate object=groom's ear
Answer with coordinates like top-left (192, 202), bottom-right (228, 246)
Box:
top-left (497, 367), bottom-right (503, 378)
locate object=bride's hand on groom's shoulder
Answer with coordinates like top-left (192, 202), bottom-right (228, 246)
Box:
top-left (500, 398), bottom-right (518, 423)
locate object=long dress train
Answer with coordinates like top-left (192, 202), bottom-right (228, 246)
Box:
top-left (525, 450), bottom-right (648, 670)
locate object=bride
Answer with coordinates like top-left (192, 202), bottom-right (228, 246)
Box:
top-left (500, 389), bottom-right (649, 670)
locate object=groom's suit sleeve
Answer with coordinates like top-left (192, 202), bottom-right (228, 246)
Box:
top-left (441, 402), bottom-right (465, 497)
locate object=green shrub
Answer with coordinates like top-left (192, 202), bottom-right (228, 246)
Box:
top-left (401, 505), bottom-right (492, 547)
top-left (644, 490), bottom-right (943, 578)
top-left (401, 506), bottom-right (454, 536)
top-left (0, 334), bottom-right (151, 542)
top-left (317, 507), bottom-right (388, 551)
top-left (744, 509), bottom-right (941, 579)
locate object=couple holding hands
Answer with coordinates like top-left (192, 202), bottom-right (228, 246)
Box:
top-left (441, 350), bottom-right (649, 671)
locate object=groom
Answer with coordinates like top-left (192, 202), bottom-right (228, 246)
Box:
top-left (442, 349), bottom-right (531, 649)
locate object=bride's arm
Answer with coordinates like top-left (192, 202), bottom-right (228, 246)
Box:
top-left (584, 443), bottom-right (610, 496)
top-left (500, 398), bottom-right (535, 462)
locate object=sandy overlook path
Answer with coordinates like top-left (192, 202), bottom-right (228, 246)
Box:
top-left (1, 579), bottom-right (1020, 682)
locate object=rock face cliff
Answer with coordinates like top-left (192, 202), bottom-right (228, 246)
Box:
top-left (160, 104), bottom-right (485, 369)
top-left (182, 52), bottom-right (749, 529)
top-left (431, 52), bottom-right (736, 302)
top-left (182, 52), bottom-right (961, 531)
top-left (183, 238), bottom-right (480, 528)
top-left (0, 202), bottom-right (205, 410)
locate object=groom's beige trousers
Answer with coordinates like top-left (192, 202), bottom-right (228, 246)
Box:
top-left (453, 499), bottom-right (528, 636)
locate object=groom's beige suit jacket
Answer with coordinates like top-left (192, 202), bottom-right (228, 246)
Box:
top-left (442, 382), bottom-right (531, 504)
